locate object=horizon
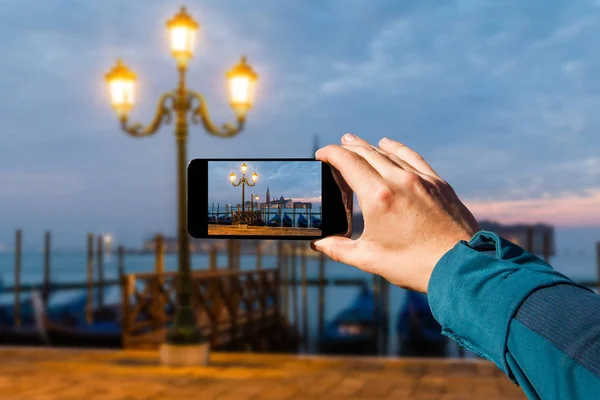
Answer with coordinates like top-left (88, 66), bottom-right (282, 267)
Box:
top-left (1, 1), bottom-right (599, 250)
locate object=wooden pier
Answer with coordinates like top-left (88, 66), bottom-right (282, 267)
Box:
top-left (0, 228), bottom-right (599, 358)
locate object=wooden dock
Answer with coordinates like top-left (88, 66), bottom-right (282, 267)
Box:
top-left (0, 347), bottom-right (525, 399)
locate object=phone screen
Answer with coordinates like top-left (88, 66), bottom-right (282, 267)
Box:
top-left (207, 160), bottom-right (323, 237)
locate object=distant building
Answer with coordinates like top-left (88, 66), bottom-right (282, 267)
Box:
top-left (265, 195), bottom-right (293, 208)
top-left (292, 201), bottom-right (312, 209)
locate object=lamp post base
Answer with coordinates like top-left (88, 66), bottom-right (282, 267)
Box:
top-left (165, 305), bottom-right (205, 344)
top-left (159, 343), bottom-right (210, 366)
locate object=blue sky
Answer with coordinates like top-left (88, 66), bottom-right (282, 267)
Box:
top-left (207, 161), bottom-right (321, 208)
top-left (1, 0), bottom-right (600, 250)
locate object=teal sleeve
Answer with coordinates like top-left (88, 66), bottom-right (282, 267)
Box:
top-left (506, 318), bottom-right (600, 400)
top-left (427, 230), bottom-right (591, 383)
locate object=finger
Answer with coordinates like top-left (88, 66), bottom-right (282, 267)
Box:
top-left (312, 236), bottom-right (360, 265)
top-left (341, 134), bottom-right (422, 175)
top-left (379, 138), bottom-right (441, 179)
top-left (316, 144), bottom-right (385, 198)
top-left (341, 132), bottom-right (369, 146)
top-left (341, 144), bottom-right (415, 181)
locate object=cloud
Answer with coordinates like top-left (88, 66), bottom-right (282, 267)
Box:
top-left (2, 0), bottom-right (600, 249)
top-left (466, 188), bottom-right (600, 227)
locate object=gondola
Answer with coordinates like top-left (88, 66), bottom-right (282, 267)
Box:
top-left (396, 291), bottom-right (446, 357)
top-left (0, 290), bottom-right (124, 348)
top-left (297, 214), bottom-right (308, 228)
top-left (268, 214), bottom-right (280, 227)
top-left (218, 214), bottom-right (232, 225)
top-left (282, 214), bottom-right (293, 227)
top-left (311, 216), bottom-right (322, 229)
top-left (0, 290), bottom-right (88, 327)
top-left (318, 285), bottom-right (379, 355)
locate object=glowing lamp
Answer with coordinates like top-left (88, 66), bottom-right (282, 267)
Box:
top-left (166, 6), bottom-right (199, 67)
top-left (227, 56), bottom-right (258, 118)
top-left (230, 173), bottom-right (236, 183)
top-left (105, 59), bottom-right (136, 118)
top-left (252, 172), bottom-right (258, 182)
top-left (241, 163), bottom-right (248, 174)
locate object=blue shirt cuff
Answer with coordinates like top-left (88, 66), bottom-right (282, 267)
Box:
top-left (427, 230), bottom-right (584, 381)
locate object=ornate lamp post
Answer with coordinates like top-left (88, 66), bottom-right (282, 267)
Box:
top-left (104, 6), bottom-right (258, 358)
top-left (230, 163), bottom-right (258, 210)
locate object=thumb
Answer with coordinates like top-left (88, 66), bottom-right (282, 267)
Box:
top-left (312, 236), bottom-right (357, 264)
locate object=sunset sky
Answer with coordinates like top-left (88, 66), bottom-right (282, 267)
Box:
top-left (1, 0), bottom-right (600, 250)
top-left (207, 161), bottom-right (321, 208)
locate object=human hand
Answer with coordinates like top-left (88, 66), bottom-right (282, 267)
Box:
top-left (313, 134), bottom-right (480, 293)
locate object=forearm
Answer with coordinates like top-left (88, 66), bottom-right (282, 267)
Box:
top-left (427, 231), bottom-right (600, 399)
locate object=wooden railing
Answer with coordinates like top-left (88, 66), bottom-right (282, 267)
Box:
top-left (121, 268), bottom-right (283, 350)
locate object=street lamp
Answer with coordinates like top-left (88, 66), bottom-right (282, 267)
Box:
top-left (104, 6), bottom-right (259, 352)
top-left (230, 163), bottom-right (258, 210)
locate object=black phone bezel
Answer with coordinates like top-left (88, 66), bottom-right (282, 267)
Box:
top-left (187, 158), bottom-right (348, 240)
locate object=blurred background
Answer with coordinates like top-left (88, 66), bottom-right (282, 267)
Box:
top-left (0, 0), bottom-right (599, 356)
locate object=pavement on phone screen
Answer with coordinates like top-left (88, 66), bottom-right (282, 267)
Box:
top-left (208, 225), bottom-right (321, 236)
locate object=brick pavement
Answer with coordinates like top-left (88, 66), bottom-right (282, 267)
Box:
top-left (0, 347), bottom-right (526, 399)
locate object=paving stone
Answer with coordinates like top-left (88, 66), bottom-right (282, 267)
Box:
top-left (0, 347), bottom-right (526, 400)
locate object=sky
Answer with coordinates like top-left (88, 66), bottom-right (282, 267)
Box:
top-left (207, 161), bottom-right (321, 208)
top-left (1, 0), bottom-right (600, 250)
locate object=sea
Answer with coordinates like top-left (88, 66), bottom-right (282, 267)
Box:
top-left (0, 241), bottom-right (596, 356)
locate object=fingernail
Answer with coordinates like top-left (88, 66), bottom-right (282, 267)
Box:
top-left (380, 137), bottom-right (391, 143)
top-left (310, 241), bottom-right (320, 251)
top-left (343, 133), bottom-right (356, 142)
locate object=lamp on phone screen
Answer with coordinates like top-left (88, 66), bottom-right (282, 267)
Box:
top-left (252, 172), bottom-right (258, 182)
top-left (229, 173), bottom-right (236, 183)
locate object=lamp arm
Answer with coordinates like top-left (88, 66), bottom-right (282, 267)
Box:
top-left (120, 92), bottom-right (176, 138)
top-left (232, 181), bottom-right (242, 187)
top-left (188, 90), bottom-right (245, 137)
top-left (247, 181), bottom-right (256, 187)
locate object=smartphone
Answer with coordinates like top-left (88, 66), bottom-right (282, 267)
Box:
top-left (188, 158), bottom-right (351, 240)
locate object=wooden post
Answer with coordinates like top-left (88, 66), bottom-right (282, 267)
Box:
top-left (227, 240), bottom-right (234, 270)
top-left (277, 241), bottom-right (285, 317)
top-left (97, 235), bottom-right (104, 307)
top-left (118, 245), bottom-right (125, 279)
top-left (372, 274), bottom-right (381, 355)
top-left (86, 233), bottom-right (94, 324)
top-left (318, 252), bottom-right (326, 341)
top-left (43, 230), bottom-right (51, 305)
top-left (596, 242), bottom-right (600, 293)
top-left (526, 226), bottom-right (534, 253)
top-left (291, 243), bottom-right (299, 330)
top-left (256, 240), bottom-right (262, 270)
top-left (283, 244), bottom-right (289, 318)
top-left (155, 234), bottom-right (165, 284)
top-left (301, 245), bottom-right (308, 352)
top-left (381, 278), bottom-right (390, 355)
top-left (209, 244), bottom-right (218, 271)
top-left (542, 232), bottom-right (551, 263)
top-left (278, 206), bottom-right (282, 227)
top-left (14, 229), bottom-right (22, 328)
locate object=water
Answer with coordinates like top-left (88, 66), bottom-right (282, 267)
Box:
top-left (0, 251), bottom-right (596, 355)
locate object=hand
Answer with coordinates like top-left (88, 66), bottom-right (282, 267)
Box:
top-left (313, 134), bottom-right (480, 293)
